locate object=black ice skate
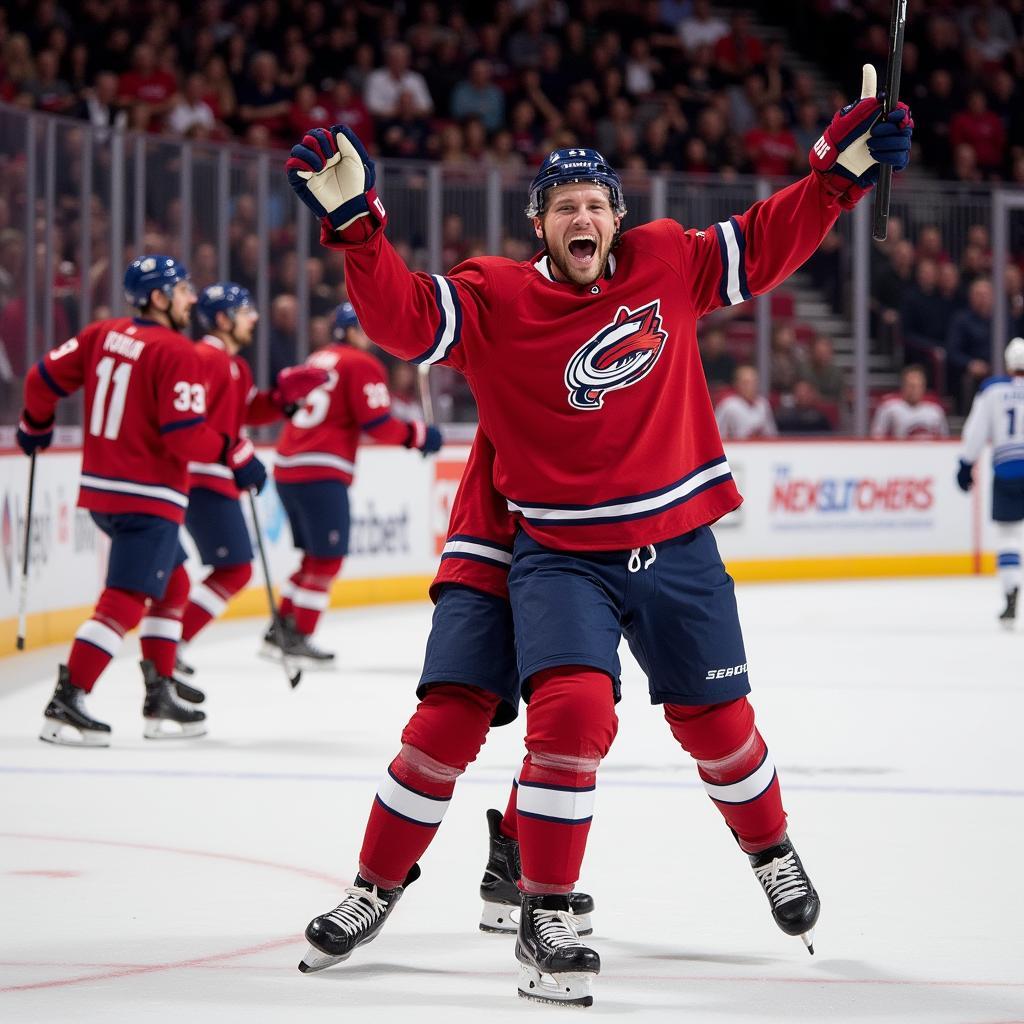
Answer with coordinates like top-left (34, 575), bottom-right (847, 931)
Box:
top-left (516, 892), bottom-right (600, 1007)
top-left (1000, 587), bottom-right (1018, 630)
top-left (173, 677), bottom-right (205, 704)
top-left (298, 864), bottom-right (421, 974)
top-left (479, 809), bottom-right (594, 935)
top-left (141, 660), bottom-right (207, 739)
top-left (39, 665), bottom-right (112, 747)
top-left (748, 834), bottom-right (820, 954)
top-left (259, 616), bottom-right (335, 670)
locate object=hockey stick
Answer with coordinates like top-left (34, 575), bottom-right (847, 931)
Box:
top-left (417, 363), bottom-right (434, 425)
top-left (872, 0), bottom-right (908, 241)
top-left (247, 489), bottom-right (302, 689)
top-left (15, 452), bottom-right (37, 650)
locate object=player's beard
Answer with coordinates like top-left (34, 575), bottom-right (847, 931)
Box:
top-left (168, 305), bottom-right (192, 332)
top-left (543, 227), bottom-right (613, 287)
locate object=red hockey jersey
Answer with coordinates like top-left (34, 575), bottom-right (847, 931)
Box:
top-left (188, 335), bottom-right (280, 497)
top-left (274, 343), bottom-right (420, 485)
top-left (22, 318), bottom-right (226, 523)
top-left (335, 172), bottom-right (843, 550)
top-left (430, 431), bottom-right (514, 603)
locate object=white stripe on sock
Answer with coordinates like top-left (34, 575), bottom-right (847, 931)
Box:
top-left (376, 772), bottom-right (450, 826)
top-left (75, 619), bottom-right (123, 657)
top-left (139, 616), bottom-right (182, 642)
top-left (189, 583), bottom-right (227, 618)
top-left (516, 781), bottom-right (595, 823)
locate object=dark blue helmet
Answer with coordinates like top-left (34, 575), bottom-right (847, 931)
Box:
top-left (526, 148), bottom-right (626, 219)
top-left (333, 302), bottom-right (359, 340)
top-left (124, 254), bottom-right (190, 308)
top-left (196, 282), bottom-right (254, 331)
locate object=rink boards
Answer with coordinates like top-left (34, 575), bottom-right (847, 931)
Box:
top-left (0, 440), bottom-right (996, 655)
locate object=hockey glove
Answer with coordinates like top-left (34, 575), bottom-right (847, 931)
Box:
top-left (404, 421), bottom-right (443, 456)
top-left (17, 410), bottom-right (54, 455)
top-left (285, 124), bottom-right (386, 244)
top-left (226, 438), bottom-right (267, 493)
top-left (272, 365), bottom-right (329, 416)
top-left (956, 460), bottom-right (974, 493)
top-left (810, 64), bottom-right (914, 208)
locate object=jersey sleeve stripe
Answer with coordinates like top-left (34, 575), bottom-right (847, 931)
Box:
top-left (360, 412), bottom-right (393, 430)
top-left (441, 539), bottom-right (514, 566)
top-left (412, 275), bottom-right (462, 366)
top-left (80, 473), bottom-right (188, 509)
top-left (447, 532), bottom-right (513, 553)
top-left (37, 359), bottom-right (69, 397)
top-left (160, 416), bottom-right (206, 434)
top-left (273, 451), bottom-right (356, 475)
top-left (713, 219), bottom-right (749, 306)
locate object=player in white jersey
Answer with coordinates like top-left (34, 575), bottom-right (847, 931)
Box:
top-left (714, 365), bottom-right (777, 440)
top-left (871, 365), bottom-right (949, 439)
top-left (957, 338), bottom-right (1024, 627)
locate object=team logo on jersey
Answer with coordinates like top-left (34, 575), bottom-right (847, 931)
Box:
top-left (564, 300), bottom-right (668, 410)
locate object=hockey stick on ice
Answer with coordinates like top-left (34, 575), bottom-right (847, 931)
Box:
top-left (872, 0), bottom-right (908, 241)
top-left (15, 452), bottom-right (37, 650)
top-left (247, 489), bottom-right (302, 689)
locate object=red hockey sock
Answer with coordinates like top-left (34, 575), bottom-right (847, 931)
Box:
top-left (517, 667), bottom-right (618, 893)
top-left (67, 587), bottom-right (147, 692)
top-left (140, 564), bottom-right (190, 676)
top-left (500, 763), bottom-right (523, 840)
top-left (181, 563), bottom-right (253, 642)
top-left (358, 684), bottom-right (499, 888)
top-left (289, 555), bottom-right (342, 635)
top-left (664, 697), bottom-right (788, 854)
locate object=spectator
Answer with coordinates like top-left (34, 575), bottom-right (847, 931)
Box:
top-left (769, 323), bottom-right (806, 395)
top-left (915, 225), bottom-right (948, 264)
top-left (379, 89), bottom-right (432, 159)
top-left (949, 89), bottom-right (1006, 175)
top-left (871, 364), bottom-right (950, 439)
top-left (900, 259), bottom-right (948, 359)
top-left (78, 70), bottom-right (129, 133)
top-left (117, 42), bottom-right (177, 130)
top-left (268, 292), bottom-right (298, 380)
top-left (715, 364), bottom-right (777, 440)
top-left (389, 361), bottom-right (422, 421)
top-left (450, 59), bottom-right (505, 134)
top-left (936, 262), bottom-right (965, 321)
top-left (23, 48), bottom-right (74, 113)
top-left (713, 12), bottom-right (764, 84)
top-left (167, 71), bottom-right (216, 137)
top-left (201, 55), bottom-right (236, 123)
top-left (678, 0), bottom-right (729, 55)
top-left (364, 42), bottom-right (432, 120)
top-left (237, 51), bottom-right (291, 140)
top-left (873, 239), bottom-right (916, 336)
top-left (322, 79), bottom-right (374, 150)
top-left (775, 379), bottom-right (833, 434)
top-left (803, 334), bottom-right (845, 403)
top-left (947, 278), bottom-right (994, 412)
top-left (699, 327), bottom-right (736, 390)
top-left (507, 9), bottom-right (556, 71)
top-left (287, 83), bottom-right (330, 141)
top-left (743, 102), bottom-right (799, 177)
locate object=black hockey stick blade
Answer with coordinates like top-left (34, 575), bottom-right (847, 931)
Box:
top-left (872, 0), bottom-right (908, 241)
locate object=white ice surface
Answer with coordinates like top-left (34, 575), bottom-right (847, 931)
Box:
top-left (1, 577), bottom-right (1022, 1022)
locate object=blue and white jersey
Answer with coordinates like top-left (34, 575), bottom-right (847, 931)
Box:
top-left (961, 374), bottom-right (1024, 479)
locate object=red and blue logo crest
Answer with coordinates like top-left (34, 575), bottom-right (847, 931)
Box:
top-left (564, 300), bottom-right (668, 410)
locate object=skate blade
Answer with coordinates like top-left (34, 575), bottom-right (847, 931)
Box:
top-left (800, 928), bottom-right (815, 955)
top-left (258, 645), bottom-right (336, 671)
top-left (517, 963), bottom-right (595, 1007)
top-left (39, 719), bottom-right (110, 748)
top-left (143, 719), bottom-right (207, 740)
top-left (999, 618), bottom-right (1016, 632)
top-left (481, 902), bottom-right (593, 937)
top-left (297, 944), bottom-right (351, 973)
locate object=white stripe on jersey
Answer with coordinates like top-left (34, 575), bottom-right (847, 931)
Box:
top-left (188, 461), bottom-right (234, 480)
top-left (507, 459), bottom-right (732, 523)
top-left (700, 752), bottom-right (777, 804)
top-left (274, 452), bottom-right (356, 475)
top-left (716, 219), bottom-right (745, 305)
top-left (441, 539), bottom-right (513, 565)
top-left (75, 619), bottom-right (123, 656)
top-left (517, 780), bottom-right (596, 823)
top-left (80, 474), bottom-right (188, 508)
top-left (416, 275), bottom-right (460, 366)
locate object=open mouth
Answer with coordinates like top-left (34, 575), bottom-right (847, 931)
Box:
top-left (567, 237), bottom-right (598, 264)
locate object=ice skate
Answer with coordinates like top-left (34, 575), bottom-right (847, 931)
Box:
top-left (298, 864), bottom-right (420, 973)
top-left (479, 809), bottom-right (594, 935)
top-left (141, 660), bottom-right (207, 739)
top-left (259, 615), bottom-right (335, 670)
top-left (516, 892), bottom-right (600, 1007)
top-left (999, 587), bottom-right (1018, 630)
top-left (173, 677), bottom-right (205, 704)
top-left (748, 834), bottom-right (820, 954)
top-left (39, 666), bottom-right (111, 747)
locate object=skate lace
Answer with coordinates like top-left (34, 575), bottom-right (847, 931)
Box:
top-left (324, 886), bottom-right (388, 935)
top-left (534, 908), bottom-right (585, 949)
top-left (754, 852), bottom-right (809, 908)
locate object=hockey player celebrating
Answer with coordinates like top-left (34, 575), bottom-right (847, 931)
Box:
top-left (176, 283), bottom-right (327, 672)
top-left (266, 302), bottom-right (443, 667)
top-left (957, 337), bottom-right (1024, 628)
top-left (286, 65), bottom-right (912, 1005)
top-left (17, 256), bottom-right (267, 746)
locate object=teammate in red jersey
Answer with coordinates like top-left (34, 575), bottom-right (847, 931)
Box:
top-left (287, 67), bottom-right (913, 1003)
top-left (175, 283), bottom-right (327, 674)
top-left (265, 302), bottom-right (442, 667)
top-left (17, 256), bottom-right (267, 746)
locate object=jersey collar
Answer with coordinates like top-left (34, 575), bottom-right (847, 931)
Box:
top-left (531, 252), bottom-right (617, 283)
top-left (201, 334), bottom-right (227, 351)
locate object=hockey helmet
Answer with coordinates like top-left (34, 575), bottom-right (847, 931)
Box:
top-left (526, 148), bottom-right (626, 219)
top-left (334, 302), bottom-right (359, 340)
top-left (124, 254), bottom-right (190, 308)
top-left (1006, 337), bottom-right (1024, 373)
top-left (197, 282), bottom-right (255, 331)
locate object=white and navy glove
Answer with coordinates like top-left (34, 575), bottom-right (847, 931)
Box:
top-left (285, 125), bottom-right (386, 244)
top-left (809, 65), bottom-right (914, 209)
